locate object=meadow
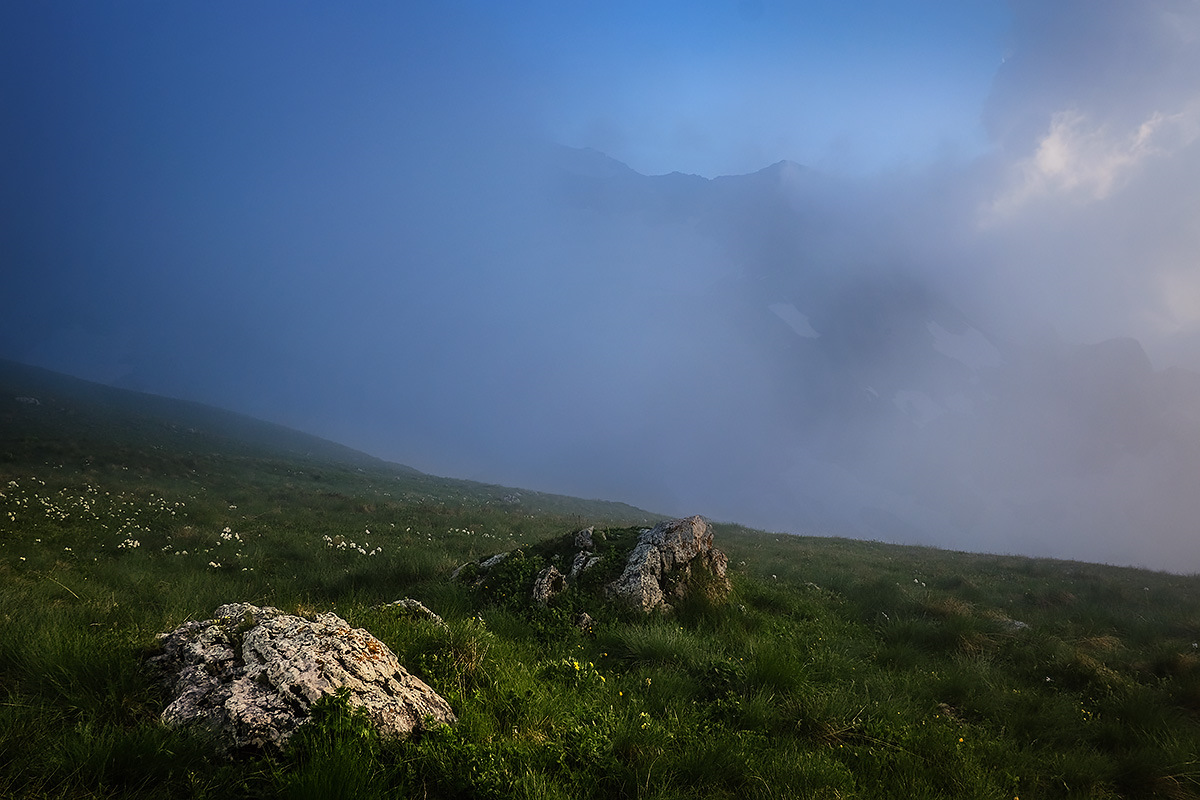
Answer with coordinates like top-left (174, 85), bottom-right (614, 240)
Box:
top-left (3, 360), bottom-right (1200, 799)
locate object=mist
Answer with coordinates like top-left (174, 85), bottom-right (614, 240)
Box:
top-left (3, 2), bottom-right (1200, 572)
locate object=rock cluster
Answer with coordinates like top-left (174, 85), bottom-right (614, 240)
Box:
top-left (457, 526), bottom-right (603, 608)
top-left (606, 516), bottom-right (731, 612)
top-left (455, 517), bottom-right (731, 616)
top-left (147, 602), bottom-right (455, 752)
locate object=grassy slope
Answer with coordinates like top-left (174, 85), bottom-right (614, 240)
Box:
top-left (2, 360), bottom-right (1200, 799)
top-left (0, 358), bottom-right (659, 522)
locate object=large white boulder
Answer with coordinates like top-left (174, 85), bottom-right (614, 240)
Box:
top-left (148, 602), bottom-right (455, 752)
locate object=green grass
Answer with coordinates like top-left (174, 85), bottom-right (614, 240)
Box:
top-left (4, 360), bottom-right (1200, 798)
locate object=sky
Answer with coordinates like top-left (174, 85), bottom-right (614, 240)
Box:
top-left (4, 1), bottom-right (1200, 571)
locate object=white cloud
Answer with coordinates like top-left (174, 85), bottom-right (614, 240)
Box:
top-left (987, 107), bottom-right (1197, 219)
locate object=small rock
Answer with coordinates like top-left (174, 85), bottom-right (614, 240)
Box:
top-left (480, 552), bottom-right (509, 570)
top-left (574, 612), bottom-right (595, 632)
top-left (574, 526), bottom-right (595, 551)
top-left (569, 551), bottom-right (602, 581)
top-left (380, 598), bottom-right (446, 627)
top-left (532, 565), bottom-right (566, 605)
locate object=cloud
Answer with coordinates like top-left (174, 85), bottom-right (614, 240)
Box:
top-left (950, 0), bottom-right (1200, 356)
top-left (988, 107), bottom-right (1197, 217)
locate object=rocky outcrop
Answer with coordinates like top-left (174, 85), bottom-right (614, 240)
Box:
top-left (148, 603), bottom-right (455, 752)
top-left (454, 519), bottom-right (730, 616)
top-left (606, 516), bottom-right (731, 612)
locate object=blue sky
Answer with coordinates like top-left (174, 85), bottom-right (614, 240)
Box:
top-left (2, 1), bottom-right (1009, 185)
top-left (5, 2), bottom-right (1200, 569)
top-left (506, 0), bottom-right (1010, 175)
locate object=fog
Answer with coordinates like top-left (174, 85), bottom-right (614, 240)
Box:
top-left (3, 2), bottom-right (1200, 572)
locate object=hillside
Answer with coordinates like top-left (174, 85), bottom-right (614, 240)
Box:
top-left (0, 357), bottom-right (659, 524)
top-left (3, 361), bottom-right (1200, 799)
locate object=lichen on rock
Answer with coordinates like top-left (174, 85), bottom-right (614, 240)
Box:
top-left (147, 602), bottom-right (455, 753)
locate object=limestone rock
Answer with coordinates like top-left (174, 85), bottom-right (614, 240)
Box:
top-left (532, 565), bottom-right (566, 604)
top-left (380, 598), bottom-right (447, 627)
top-left (606, 516), bottom-right (731, 612)
top-left (451, 525), bottom-right (607, 608)
top-left (148, 603), bottom-right (455, 752)
top-left (569, 551), bottom-right (602, 581)
top-left (574, 526), bottom-right (595, 550)
top-left (452, 550), bottom-right (509, 582)
top-left (480, 552), bottom-right (509, 570)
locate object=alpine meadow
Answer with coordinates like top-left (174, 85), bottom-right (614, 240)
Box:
top-left (10, 4), bottom-right (1200, 798)
top-left (4, 359), bottom-right (1200, 799)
